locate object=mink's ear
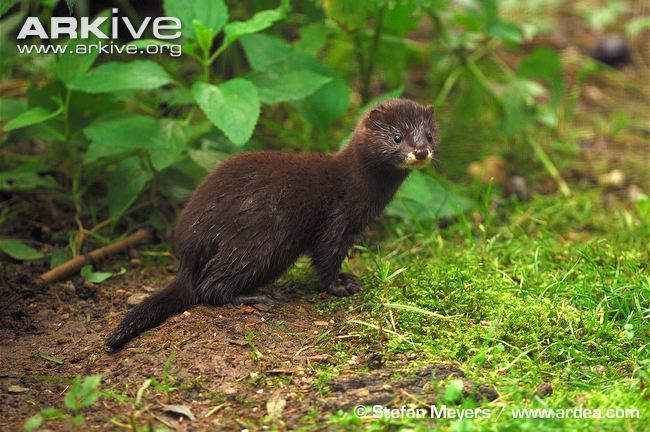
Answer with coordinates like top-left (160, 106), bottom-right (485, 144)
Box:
top-left (368, 103), bottom-right (386, 122)
top-left (425, 104), bottom-right (434, 115)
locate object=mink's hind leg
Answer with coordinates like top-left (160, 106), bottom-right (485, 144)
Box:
top-left (231, 293), bottom-right (281, 306)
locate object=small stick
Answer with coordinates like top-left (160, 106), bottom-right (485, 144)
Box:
top-left (36, 228), bottom-right (151, 285)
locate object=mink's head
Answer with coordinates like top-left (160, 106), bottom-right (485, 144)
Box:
top-left (358, 99), bottom-right (438, 170)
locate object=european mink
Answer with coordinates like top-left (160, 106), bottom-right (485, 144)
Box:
top-left (106, 99), bottom-right (438, 349)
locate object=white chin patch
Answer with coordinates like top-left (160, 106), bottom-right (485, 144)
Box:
top-left (399, 152), bottom-right (431, 170)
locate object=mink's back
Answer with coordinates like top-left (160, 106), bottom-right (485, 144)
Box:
top-left (173, 151), bottom-right (345, 301)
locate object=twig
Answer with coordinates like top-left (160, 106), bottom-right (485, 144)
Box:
top-left (36, 228), bottom-right (151, 285)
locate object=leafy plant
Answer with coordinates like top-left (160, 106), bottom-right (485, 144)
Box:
top-left (0, 0), bottom-right (342, 263)
top-left (24, 375), bottom-right (102, 432)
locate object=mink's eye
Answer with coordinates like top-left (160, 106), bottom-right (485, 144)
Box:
top-left (426, 133), bottom-right (433, 143)
top-left (393, 134), bottom-right (402, 143)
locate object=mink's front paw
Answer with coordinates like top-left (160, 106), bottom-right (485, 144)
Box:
top-left (326, 273), bottom-right (363, 297)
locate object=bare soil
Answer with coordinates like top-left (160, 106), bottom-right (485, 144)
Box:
top-left (0, 258), bottom-right (496, 431)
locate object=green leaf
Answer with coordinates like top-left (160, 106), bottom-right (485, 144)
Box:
top-left (248, 70), bottom-right (332, 104)
top-left (501, 78), bottom-right (546, 135)
top-left (64, 375), bottom-right (102, 411)
top-left (0, 96), bottom-right (27, 121)
top-left (0, 239), bottom-right (43, 260)
top-left (3, 106), bottom-right (62, 132)
top-left (294, 22), bottom-right (331, 56)
top-left (444, 379), bottom-right (465, 403)
top-left (188, 141), bottom-right (230, 171)
top-left (65, 0), bottom-right (74, 13)
top-left (292, 78), bottom-right (350, 131)
top-left (488, 20), bottom-right (522, 44)
top-left (69, 61), bottom-right (172, 93)
top-left (0, 0), bottom-right (20, 17)
top-left (50, 248), bottom-right (71, 269)
top-left (322, 0), bottom-right (368, 30)
top-left (107, 157), bottom-right (153, 222)
top-left (192, 79), bottom-right (260, 146)
top-left (0, 162), bottom-right (57, 191)
top-left (386, 172), bottom-right (473, 221)
top-left (37, 352), bottom-right (64, 364)
top-left (80, 265), bottom-right (113, 283)
top-left (40, 408), bottom-right (64, 419)
top-left (55, 10), bottom-right (109, 85)
top-left (517, 48), bottom-right (563, 109)
top-left (192, 19), bottom-right (214, 53)
top-left (241, 33), bottom-right (350, 130)
top-left (221, 0), bottom-right (288, 50)
top-left (84, 116), bottom-right (186, 171)
top-left (163, 0), bottom-right (228, 40)
top-left (24, 414), bottom-right (44, 432)
top-left (382, 1), bottom-right (420, 37)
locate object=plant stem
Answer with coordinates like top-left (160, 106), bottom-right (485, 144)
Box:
top-left (359, 6), bottom-right (386, 103)
top-left (526, 133), bottom-right (571, 197)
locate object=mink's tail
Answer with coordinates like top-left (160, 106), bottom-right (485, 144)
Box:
top-left (105, 274), bottom-right (194, 350)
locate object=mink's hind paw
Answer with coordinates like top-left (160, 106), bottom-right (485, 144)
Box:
top-left (231, 293), bottom-right (282, 306)
top-left (327, 273), bottom-right (363, 297)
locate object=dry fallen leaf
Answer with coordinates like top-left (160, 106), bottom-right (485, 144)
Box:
top-left (163, 404), bottom-right (196, 421)
top-left (8, 385), bottom-right (29, 393)
top-left (266, 392), bottom-right (286, 420)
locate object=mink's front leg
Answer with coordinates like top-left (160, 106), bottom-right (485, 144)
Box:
top-left (311, 217), bottom-right (362, 297)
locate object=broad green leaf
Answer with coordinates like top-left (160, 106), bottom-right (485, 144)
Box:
top-left (292, 78), bottom-right (350, 131)
top-left (0, 96), bottom-right (27, 121)
top-left (55, 10), bottom-right (110, 85)
top-left (50, 248), bottom-right (71, 269)
top-left (188, 141), bottom-right (230, 171)
top-left (0, 238), bottom-right (43, 260)
top-left (23, 415), bottom-right (44, 432)
top-left (241, 33), bottom-right (293, 72)
top-left (248, 70), bottom-right (332, 104)
top-left (386, 172), bottom-right (473, 221)
top-left (192, 79), bottom-right (260, 146)
top-left (221, 0), bottom-right (289, 50)
top-left (84, 116), bottom-right (186, 170)
top-left (444, 379), bottom-right (465, 403)
top-left (0, 162), bottom-right (57, 191)
top-left (80, 265), bottom-right (113, 283)
top-left (322, 0), bottom-right (368, 30)
top-left (517, 48), bottom-right (563, 109)
top-left (0, 0), bottom-right (19, 17)
top-left (84, 116), bottom-right (161, 162)
top-left (107, 157), bottom-right (152, 221)
top-left (488, 20), bottom-right (522, 44)
top-left (294, 22), bottom-right (331, 56)
top-left (69, 61), bottom-right (172, 93)
top-left (64, 375), bottom-right (102, 411)
top-left (163, 0), bottom-right (228, 40)
top-left (40, 408), bottom-right (65, 419)
top-left (241, 34), bottom-right (350, 130)
top-left (65, 0), bottom-right (74, 13)
top-left (382, 1), bottom-right (420, 37)
top-left (3, 106), bottom-right (62, 132)
top-left (192, 19), bottom-right (214, 53)
top-left (501, 78), bottom-right (546, 135)
top-left (153, 120), bottom-right (191, 171)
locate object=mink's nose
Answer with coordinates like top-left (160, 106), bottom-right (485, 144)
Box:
top-left (414, 149), bottom-right (429, 160)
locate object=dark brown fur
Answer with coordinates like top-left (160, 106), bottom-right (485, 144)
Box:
top-left (105, 99), bottom-right (438, 349)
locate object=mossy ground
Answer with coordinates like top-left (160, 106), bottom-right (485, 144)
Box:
top-left (308, 188), bottom-right (649, 431)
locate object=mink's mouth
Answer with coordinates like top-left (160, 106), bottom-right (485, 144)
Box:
top-left (398, 151), bottom-right (433, 170)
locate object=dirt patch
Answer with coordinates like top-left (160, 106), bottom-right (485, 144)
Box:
top-left (0, 260), bottom-right (496, 430)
